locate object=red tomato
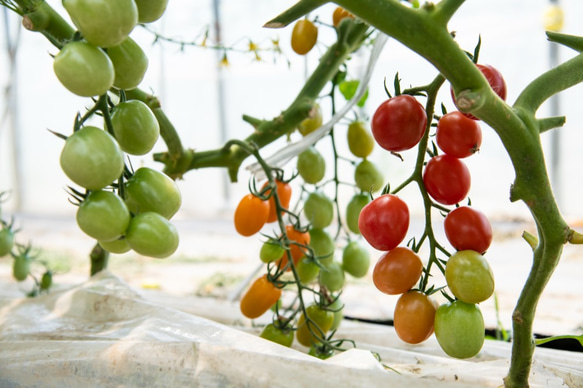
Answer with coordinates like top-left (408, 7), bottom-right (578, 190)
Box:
top-left (371, 95), bottom-right (427, 152)
top-left (358, 194), bottom-right (409, 251)
top-left (436, 111), bottom-right (482, 158)
top-left (372, 247), bottom-right (423, 295)
top-left (234, 193), bottom-right (269, 236)
top-left (394, 291), bottom-right (437, 344)
top-left (444, 206), bottom-right (493, 254)
top-left (423, 155), bottom-right (471, 205)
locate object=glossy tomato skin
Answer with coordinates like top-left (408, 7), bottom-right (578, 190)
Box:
top-left (233, 193), bottom-right (269, 237)
top-left (436, 111), bottom-right (482, 158)
top-left (263, 180), bottom-right (292, 223)
top-left (342, 241), bottom-right (370, 278)
top-left (124, 167), bottom-right (182, 219)
top-left (240, 274), bottom-right (282, 319)
top-left (445, 250), bottom-right (495, 304)
top-left (347, 121), bottom-right (375, 158)
top-left (125, 212), bottom-right (179, 258)
top-left (63, 0), bottom-right (138, 48)
top-left (60, 126), bottom-right (124, 190)
top-left (434, 300), bottom-right (485, 359)
top-left (260, 323), bottom-right (294, 347)
top-left (111, 100), bottom-right (160, 155)
top-left (53, 41), bottom-right (114, 97)
top-left (296, 304), bottom-right (334, 347)
top-left (422, 155), bottom-right (471, 205)
top-left (373, 247), bottom-right (423, 295)
top-left (358, 194), bottom-right (409, 251)
top-left (107, 37), bottom-right (149, 90)
top-left (394, 291), bottom-right (437, 344)
top-left (371, 95), bottom-right (427, 152)
top-left (291, 19), bottom-right (318, 55)
top-left (444, 206), bottom-right (492, 254)
top-left (76, 190), bottom-right (131, 242)
top-left (134, 0), bottom-right (169, 23)
top-left (98, 237), bottom-right (131, 254)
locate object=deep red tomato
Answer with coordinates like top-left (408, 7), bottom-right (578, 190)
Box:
top-left (394, 291), bottom-right (437, 344)
top-left (436, 111), bottom-right (482, 158)
top-left (358, 194), bottom-right (409, 251)
top-left (371, 95), bottom-right (427, 152)
top-left (233, 193), bottom-right (269, 237)
top-left (372, 247), bottom-right (423, 295)
top-left (240, 274), bottom-right (282, 319)
top-left (423, 155), bottom-right (471, 205)
top-left (444, 206), bottom-right (492, 254)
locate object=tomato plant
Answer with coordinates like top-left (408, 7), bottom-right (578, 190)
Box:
top-left (393, 291), bottom-right (437, 344)
top-left (296, 304), bottom-right (334, 347)
top-left (372, 247), bottom-right (423, 295)
top-left (358, 194), bottom-right (409, 251)
top-left (233, 193), bottom-right (269, 237)
top-left (434, 300), bottom-right (485, 359)
top-left (371, 95), bottom-right (427, 152)
top-left (291, 19), bottom-right (318, 55)
top-left (124, 167), bottom-right (182, 219)
top-left (60, 126), bottom-right (124, 190)
top-left (111, 100), bottom-right (160, 155)
top-left (445, 250), bottom-right (495, 304)
top-left (444, 206), bottom-right (493, 254)
top-left (76, 190), bottom-right (131, 242)
top-left (125, 212), bottom-right (179, 258)
top-left (422, 154), bottom-right (471, 205)
top-left (107, 37), bottom-right (149, 90)
top-left (436, 111), bottom-right (482, 158)
top-left (240, 274), bottom-right (281, 319)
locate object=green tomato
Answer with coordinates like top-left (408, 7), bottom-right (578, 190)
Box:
top-left (303, 191), bottom-right (334, 229)
top-left (0, 227), bottom-right (15, 257)
top-left (354, 159), bottom-right (384, 193)
top-left (134, 0), bottom-right (169, 23)
top-left (76, 190), bottom-right (131, 242)
top-left (63, 0), bottom-right (138, 48)
top-left (60, 126), bottom-right (124, 190)
top-left (298, 104), bottom-right (323, 136)
top-left (296, 304), bottom-right (334, 347)
top-left (319, 260), bottom-right (345, 292)
top-left (308, 346), bottom-right (334, 359)
top-left (107, 37), bottom-right (149, 90)
top-left (124, 167), bottom-right (182, 219)
top-left (125, 212), bottom-right (179, 258)
top-left (347, 121), bottom-right (374, 158)
top-left (260, 323), bottom-right (294, 347)
top-left (111, 100), bottom-right (160, 155)
top-left (297, 146), bottom-right (325, 184)
top-left (296, 257), bottom-right (320, 284)
top-left (53, 41), bottom-right (114, 97)
top-left (345, 193), bottom-right (370, 234)
top-left (434, 300), bottom-right (485, 359)
top-left (308, 228), bottom-right (334, 265)
top-left (98, 237), bottom-right (132, 254)
top-left (12, 255), bottom-right (30, 282)
top-left (260, 239), bottom-right (285, 263)
top-left (342, 241), bottom-right (370, 278)
top-left (445, 250), bottom-right (495, 304)
top-left (329, 297), bottom-right (344, 331)
top-left (40, 271), bottom-right (53, 291)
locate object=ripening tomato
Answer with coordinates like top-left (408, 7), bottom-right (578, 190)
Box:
top-left (262, 180), bottom-right (292, 223)
top-left (277, 225), bottom-right (311, 270)
top-left (303, 191), bottom-right (334, 229)
top-left (76, 190), bottom-right (131, 242)
top-left (436, 111), bottom-right (482, 158)
top-left (371, 95), bottom-right (427, 152)
top-left (345, 193), bottom-right (370, 234)
top-left (354, 159), bottom-right (384, 193)
top-left (63, 0), bottom-right (138, 48)
top-left (333, 6), bottom-right (354, 27)
top-left (134, 0), bottom-right (169, 23)
top-left (260, 323), bottom-right (294, 347)
top-left (0, 226), bottom-right (15, 257)
top-left (124, 167), bottom-right (182, 219)
top-left (107, 37), bottom-right (149, 90)
top-left (372, 247), bottom-right (423, 295)
top-left (423, 155), bottom-right (471, 205)
top-left (53, 41), bottom-right (114, 97)
top-left (358, 194), bottom-right (409, 251)
top-left (98, 237), bottom-right (131, 254)
top-left (308, 228), bottom-right (334, 265)
top-left (111, 100), bottom-right (160, 155)
top-left (296, 304), bottom-right (334, 347)
top-left (318, 260), bottom-right (345, 292)
top-left (444, 206), bottom-right (492, 254)
top-left (297, 147), bottom-right (326, 184)
top-left (394, 291), bottom-right (437, 344)
top-left (342, 241), bottom-right (370, 278)
top-left (125, 212), bottom-right (179, 258)
top-left (240, 274), bottom-right (282, 319)
top-left (298, 104), bottom-right (323, 136)
top-left (291, 19), bottom-right (318, 55)
top-left (434, 300), bottom-right (485, 359)
top-left (233, 193), bottom-right (269, 237)
top-left (347, 121), bottom-right (375, 158)
top-left (60, 126), bottom-right (124, 190)
top-left (445, 250), bottom-right (495, 304)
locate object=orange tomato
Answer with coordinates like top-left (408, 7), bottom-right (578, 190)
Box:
top-left (372, 247), bottom-right (423, 295)
top-left (262, 180), bottom-right (292, 223)
top-left (291, 19), bottom-right (318, 55)
top-left (332, 6), bottom-right (354, 27)
top-left (394, 290), bottom-right (437, 344)
top-left (240, 274), bottom-right (282, 319)
top-left (277, 225), bottom-right (311, 271)
top-left (233, 193), bottom-right (269, 236)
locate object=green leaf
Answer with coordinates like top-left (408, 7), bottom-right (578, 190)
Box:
top-left (338, 80), bottom-right (369, 107)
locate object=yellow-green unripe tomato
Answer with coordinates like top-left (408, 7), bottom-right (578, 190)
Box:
top-left (318, 260), bottom-right (345, 292)
top-left (111, 100), bottom-right (160, 155)
top-left (107, 37), bottom-right (149, 90)
top-left (308, 228), bottom-right (335, 265)
top-left (0, 227), bottom-right (15, 257)
top-left (342, 241), bottom-right (370, 278)
top-left (124, 167), bottom-right (182, 219)
top-left (134, 0), bottom-right (169, 23)
top-left (354, 159), bottom-right (384, 193)
top-left (296, 257), bottom-right (320, 284)
top-left (303, 191), bottom-right (334, 228)
top-left (329, 297), bottom-right (344, 331)
top-left (53, 41), bottom-right (114, 97)
top-left (76, 190), bottom-right (131, 242)
top-left (260, 239), bottom-right (285, 263)
top-left (347, 121), bottom-right (375, 158)
top-left (297, 146), bottom-right (326, 184)
top-left (345, 193), bottom-right (370, 234)
top-left (298, 104), bottom-right (323, 136)
top-left (445, 250), bottom-right (495, 304)
top-left (98, 237), bottom-right (132, 254)
top-left (125, 212), bottom-right (179, 258)
top-left (434, 300), bottom-right (485, 359)
top-left (63, 0), bottom-right (138, 48)
top-left (12, 255), bottom-right (30, 282)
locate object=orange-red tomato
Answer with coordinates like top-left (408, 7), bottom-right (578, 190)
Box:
top-left (262, 180), bottom-right (292, 223)
top-left (234, 193), bottom-right (269, 236)
top-left (277, 225), bottom-right (311, 271)
top-left (291, 19), bottom-right (318, 55)
top-left (332, 6), bottom-right (354, 27)
top-left (240, 274), bottom-right (282, 319)
top-left (394, 290), bottom-right (437, 344)
top-left (372, 247), bottom-right (423, 295)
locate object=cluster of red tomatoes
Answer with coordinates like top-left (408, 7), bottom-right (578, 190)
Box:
top-left (54, 0), bottom-right (181, 259)
top-left (358, 63), bottom-right (506, 358)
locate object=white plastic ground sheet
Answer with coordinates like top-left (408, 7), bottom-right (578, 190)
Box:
top-left (0, 271), bottom-right (581, 387)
